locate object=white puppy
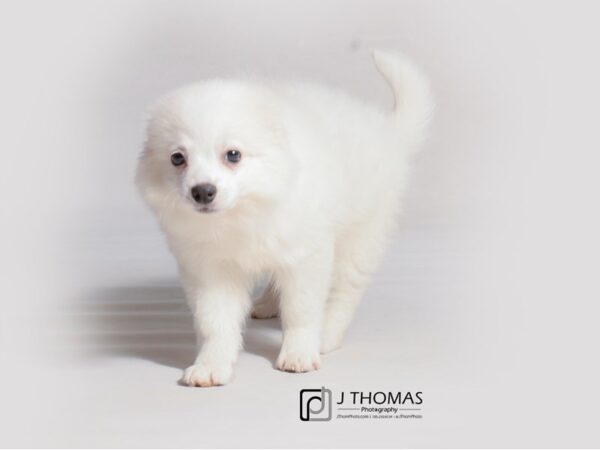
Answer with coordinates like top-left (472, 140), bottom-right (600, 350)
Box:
top-left (136, 50), bottom-right (433, 387)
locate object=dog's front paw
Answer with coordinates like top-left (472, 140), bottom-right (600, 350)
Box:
top-left (276, 337), bottom-right (321, 373)
top-left (181, 361), bottom-right (233, 387)
top-left (277, 348), bottom-right (321, 372)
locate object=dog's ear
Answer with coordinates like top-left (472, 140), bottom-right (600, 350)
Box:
top-left (135, 146), bottom-right (163, 209)
top-left (268, 119), bottom-right (289, 152)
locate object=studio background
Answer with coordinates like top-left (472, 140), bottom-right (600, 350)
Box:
top-left (1, 0), bottom-right (599, 447)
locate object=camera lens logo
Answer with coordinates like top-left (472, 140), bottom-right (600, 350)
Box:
top-left (300, 387), bottom-right (332, 421)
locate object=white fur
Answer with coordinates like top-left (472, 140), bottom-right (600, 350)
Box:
top-left (136, 50), bottom-right (433, 387)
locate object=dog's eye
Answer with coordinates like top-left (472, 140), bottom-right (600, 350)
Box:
top-left (170, 151), bottom-right (186, 167)
top-left (225, 149), bottom-right (242, 163)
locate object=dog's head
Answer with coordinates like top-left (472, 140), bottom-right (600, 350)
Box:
top-left (137, 80), bottom-right (295, 219)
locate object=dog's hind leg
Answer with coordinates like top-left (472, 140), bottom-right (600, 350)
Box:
top-left (320, 217), bottom-right (392, 353)
top-left (251, 280), bottom-right (279, 319)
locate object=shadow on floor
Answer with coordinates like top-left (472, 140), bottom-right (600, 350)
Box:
top-left (76, 280), bottom-right (281, 370)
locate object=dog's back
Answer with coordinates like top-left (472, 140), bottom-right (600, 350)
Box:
top-left (271, 51), bottom-right (433, 232)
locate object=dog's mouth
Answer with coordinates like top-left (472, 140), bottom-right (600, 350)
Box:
top-left (194, 205), bottom-right (219, 214)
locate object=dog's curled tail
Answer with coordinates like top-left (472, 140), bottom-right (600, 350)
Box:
top-left (372, 49), bottom-right (434, 148)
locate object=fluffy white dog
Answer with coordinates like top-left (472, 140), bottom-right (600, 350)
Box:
top-left (136, 50), bottom-right (433, 387)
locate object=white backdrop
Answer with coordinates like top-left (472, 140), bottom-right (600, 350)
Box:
top-left (1, 0), bottom-right (599, 447)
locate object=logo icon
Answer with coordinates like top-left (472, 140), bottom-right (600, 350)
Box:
top-left (300, 387), bottom-right (332, 421)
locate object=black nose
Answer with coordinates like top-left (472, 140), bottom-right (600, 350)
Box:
top-left (191, 183), bottom-right (217, 204)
